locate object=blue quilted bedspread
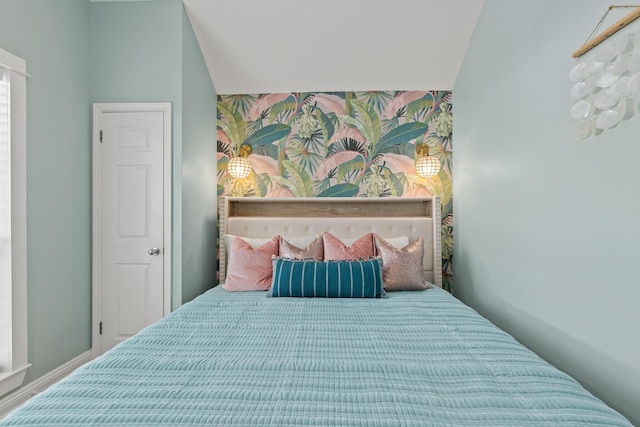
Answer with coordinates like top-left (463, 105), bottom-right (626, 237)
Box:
top-left (1, 287), bottom-right (632, 426)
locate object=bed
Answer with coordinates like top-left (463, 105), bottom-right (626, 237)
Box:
top-left (0, 197), bottom-right (632, 426)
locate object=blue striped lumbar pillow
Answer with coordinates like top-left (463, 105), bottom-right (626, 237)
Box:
top-left (271, 257), bottom-right (384, 298)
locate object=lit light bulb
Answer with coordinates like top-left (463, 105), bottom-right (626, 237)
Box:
top-left (415, 155), bottom-right (440, 178)
top-left (227, 157), bottom-right (252, 179)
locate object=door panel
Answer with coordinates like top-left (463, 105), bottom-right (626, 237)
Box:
top-left (117, 167), bottom-right (148, 237)
top-left (100, 111), bottom-right (165, 353)
top-left (116, 264), bottom-right (149, 335)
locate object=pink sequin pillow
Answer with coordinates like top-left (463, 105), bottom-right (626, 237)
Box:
top-left (223, 235), bottom-right (279, 291)
top-left (279, 236), bottom-right (324, 260)
top-left (323, 232), bottom-right (374, 261)
top-left (374, 235), bottom-right (432, 291)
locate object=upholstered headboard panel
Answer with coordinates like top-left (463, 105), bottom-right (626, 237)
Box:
top-left (219, 197), bottom-right (442, 287)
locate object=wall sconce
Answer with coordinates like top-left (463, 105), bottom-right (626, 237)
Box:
top-left (415, 143), bottom-right (440, 178)
top-left (227, 144), bottom-right (252, 179)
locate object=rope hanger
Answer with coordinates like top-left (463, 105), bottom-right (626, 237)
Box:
top-left (573, 5), bottom-right (640, 58)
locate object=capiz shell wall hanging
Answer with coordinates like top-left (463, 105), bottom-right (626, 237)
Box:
top-left (570, 10), bottom-right (640, 139)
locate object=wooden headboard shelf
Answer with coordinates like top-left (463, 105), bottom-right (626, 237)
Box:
top-left (226, 197), bottom-right (434, 218)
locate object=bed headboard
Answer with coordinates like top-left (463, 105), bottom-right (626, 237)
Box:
top-left (219, 197), bottom-right (442, 288)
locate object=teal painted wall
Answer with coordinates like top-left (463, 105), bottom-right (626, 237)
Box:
top-left (0, 0), bottom-right (216, 399)
top-left (90, 0), bottom-right (185, 309)
top-left (0, 0), bottom-right (92, 387)
top-left (91, 0), bottom-right (217, 306)
top-left (454, 1), bottom-right (640, 424)
top-left (181, 5), bottom-right (218, 303)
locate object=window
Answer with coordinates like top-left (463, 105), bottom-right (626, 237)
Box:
top-left (0, 46), bottom-right (28, 396)
top-left (0, 59), bottom-right (10, 373)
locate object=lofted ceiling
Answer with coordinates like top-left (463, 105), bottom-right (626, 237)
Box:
top-left (183, 0), bottom-right (485, 94)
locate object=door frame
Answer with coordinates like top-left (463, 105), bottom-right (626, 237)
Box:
top-left (91, 103), bottom-right (172, 358)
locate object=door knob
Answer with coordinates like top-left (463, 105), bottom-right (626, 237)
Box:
top-left (148, 247), bottom-right (161, 256)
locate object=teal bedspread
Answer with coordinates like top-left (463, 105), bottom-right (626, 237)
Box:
top-left (1, 287), bottom-right (632, 426)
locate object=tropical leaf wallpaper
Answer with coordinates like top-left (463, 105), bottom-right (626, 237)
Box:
top-left (217, 91), bottom-right (454, 291)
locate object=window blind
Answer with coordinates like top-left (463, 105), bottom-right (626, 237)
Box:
top-left (0, 66), bottom-right (11, 372)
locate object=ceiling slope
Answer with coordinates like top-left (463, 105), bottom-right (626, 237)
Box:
top-left (183, 0), bottom-right (485, 94)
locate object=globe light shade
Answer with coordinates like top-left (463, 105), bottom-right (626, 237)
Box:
top-left (415, 155), bottom-right (441, 178)
top-left (227, 157), bottom-right (252, 179)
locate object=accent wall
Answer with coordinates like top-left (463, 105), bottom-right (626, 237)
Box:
top-left (216, 91), bottom-right (453, 291)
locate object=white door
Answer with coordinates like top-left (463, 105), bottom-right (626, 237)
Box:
top-left (93, 104), bottom-right (171, 355)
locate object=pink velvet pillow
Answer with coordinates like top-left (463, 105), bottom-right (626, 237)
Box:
top-left (322, 232), bottom-right (374, 261)
top-left (279, 236), bottom-right (323, 260)
top-left (223, 235), bottom-right (279, 291)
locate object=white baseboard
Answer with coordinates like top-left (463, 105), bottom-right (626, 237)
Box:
top-left (0, 350), bottom-right (93, 419)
